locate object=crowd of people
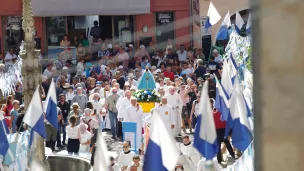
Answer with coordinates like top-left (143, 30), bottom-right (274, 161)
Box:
top-left (0, 32), bottom-right (242, 170)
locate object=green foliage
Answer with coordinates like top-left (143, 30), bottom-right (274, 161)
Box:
top-left (246, 47), bottom-right (252, 71)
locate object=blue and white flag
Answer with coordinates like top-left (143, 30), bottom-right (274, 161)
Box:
top-left (214, 74), bottom-right (230, 121)
top-left (44, 79), bottom-right (58, 129)
top-left (229, 76), bottom-right (253, 152)
top-left (221, 59), bottom-right (235, 97)
top-left (193, 81), bottom-right (219, 160)
top-left (143, 110), bottom-right (179, 171)
top-left (246, 13), bottom-right (251, 33)
top-left (204, 2), bottom-right (221, 29)
top-left (216, 11), bottom-right (231, 40)
top-left (23, 85), bottom-right (46, 139)
top-left (0, 116), bottom-right (9, 156)
top-left (235, 11), bottom-right (244, 33)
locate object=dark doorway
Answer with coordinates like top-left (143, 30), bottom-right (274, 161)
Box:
top-left (99, 16), bottom-right (113, 40)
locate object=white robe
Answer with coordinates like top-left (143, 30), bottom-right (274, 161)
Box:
top-left (165, 93), bottom-right (183, 136)
top-left (124, 105), bottom-right (144, 150)
top-left (154, 104), bottom-right (176, 136)
top-left (196, 158), bottom-right (221, 171)
top-left (117, 97), bottom-right (131, 120)
top-left (99, 89), bottom-right (111, 129)
top-left (179, 142), bottom-right (201, 171)
top-left (174, 154), bottom-right (191, 171)
top-left (127, 163), bottom-right (143, 171)
top-left (117, 151), bottom-right (136, 169)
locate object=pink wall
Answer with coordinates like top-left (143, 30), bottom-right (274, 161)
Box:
top-left (0, 0), bottom-right (44, 52)
top-left (0, 0), bottom-right (22, 15)
top-left (174, 10), bottom-right (190, 48)
top-left (135, 13), bottom-right (155, 47)
top-left (151, 0), bottom-right (189, 12)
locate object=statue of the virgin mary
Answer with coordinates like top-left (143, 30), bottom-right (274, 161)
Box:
top-left (137, 67), bottom-right (156, 90)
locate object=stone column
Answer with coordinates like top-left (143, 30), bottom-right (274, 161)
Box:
top-left (253, 0), bottom-right (304, 170)
top-left (19, 0), bottom-right (48, 169)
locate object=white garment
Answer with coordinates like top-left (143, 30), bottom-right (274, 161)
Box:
top-left (197, 158), bottom-right (221, 171)
top-left (165, 93), bottom-right (183, 136)
top-left (110, 164), bottom-right (121, 171)
top-left (117, 97), bottom-right (131, 119)
top-left (79, 131), bottom-right (91, 152)
top-left (193, 100), bottom-right (201, 117)
top-left (117, 151), bottom-right (136, 168)
top-left (67, 126), bottom-right (79, 139)
top-left (76, 62), bottom-right (85, 75)
top-left (66, 92), bottom-right (75, 102)
top-left (127, 163), bottom-right (143, 171)
top-left (5, 53), bottom-right (17, 65)
top-left (43, 69), bottom-right (52, 79)
top-left (99, 89), bottom-right (111, 129)
top-left (177, 50), bottom-right (188, 62)
top-left (154, 104), bottom-right (176, 136)
top-left (99, 88), bottom-right (111, 99)
top-left (175, 154), bottom-right (191, 171)
top-left (90, 100), bottom-right (104, 114)
top-left (179, 142), bottom-right (201, 170)
top-left (125, 105), bottom-right (144, 150)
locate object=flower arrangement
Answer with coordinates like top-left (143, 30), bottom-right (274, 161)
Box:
top-left (133, 89), bottom-right (161, 102)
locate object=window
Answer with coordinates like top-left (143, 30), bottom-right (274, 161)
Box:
top-left (2, 16), bottom-right (23, 53)
top-left (45, 16), bottom-right (67, 46)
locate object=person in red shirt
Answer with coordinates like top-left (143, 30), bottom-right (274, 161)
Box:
top-left (210, 99), bottom-right (235, 164)
top-left (163, 66), bottom-right (175, 81)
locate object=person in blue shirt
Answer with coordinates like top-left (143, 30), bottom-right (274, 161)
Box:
top-left (10, 100), bottom-right (20, 133)
top-left (141, 56), bottom-right (151, 69)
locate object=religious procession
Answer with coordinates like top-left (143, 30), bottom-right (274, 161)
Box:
top-left (0, 0), bottom-right (254, 171)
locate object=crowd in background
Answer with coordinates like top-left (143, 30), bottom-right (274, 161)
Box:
top-left (0, 28), bottom-right (243, 170)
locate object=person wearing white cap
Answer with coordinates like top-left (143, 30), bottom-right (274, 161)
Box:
top-left (72, 87), bottom-right (88, 112)
top-left (165, 86), bottom-right (183, 137)
top-left (153, 97), bottom-right (176, 136)
top-left (124, 97), bottom-right (144, 151)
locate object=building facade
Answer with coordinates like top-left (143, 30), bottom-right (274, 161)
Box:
top-left (0, 0), bottom-right (199, 55)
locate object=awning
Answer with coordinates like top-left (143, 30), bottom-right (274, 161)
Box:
top-left (31, 0), bottom-right (150, 16)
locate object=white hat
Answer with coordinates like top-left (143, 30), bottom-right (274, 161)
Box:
top-left (153, 69), bottom-right (161, 75)
top-left (129, 44), bottom-right (133, 48)
top-left (107, 44), bottom-right (113, 49)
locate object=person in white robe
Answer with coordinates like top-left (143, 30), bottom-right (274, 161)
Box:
top-left (99, 81), bottom-right (112, 129)
top-left (165, 86), bottom-right (183, 137)
top-left (118, 141), bottom-right (136, 171)
top-left (124, 97), bottom-right (144, 151)
top-left (179, 136), bottom-right (201, 171)
top-left (116, 90), bottom-right (132, 138)
top-left (153, 97), bottom-right (176, 136)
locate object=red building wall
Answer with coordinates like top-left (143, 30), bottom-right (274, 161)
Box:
top-left (136, 0), bottom-right (191, 48)
top-left (135, 14), bottom-right (155, 48)
top-left (0, 0), bottom-right (43, 53)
